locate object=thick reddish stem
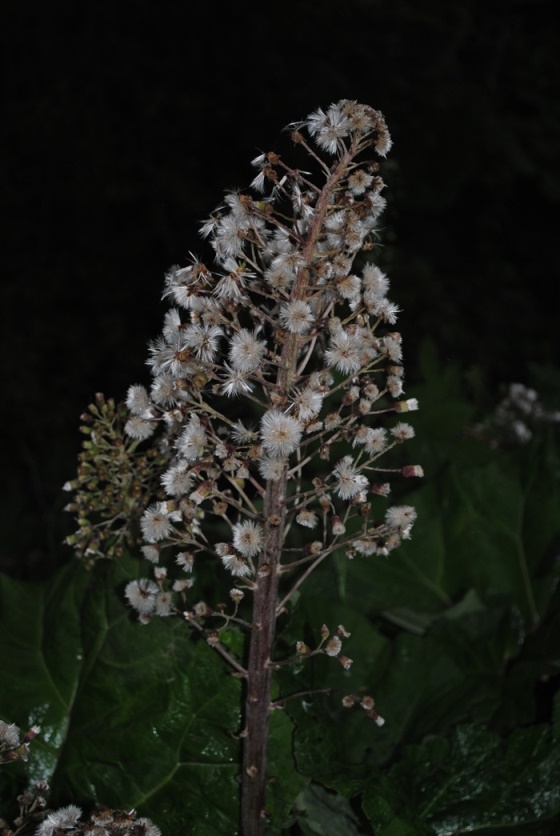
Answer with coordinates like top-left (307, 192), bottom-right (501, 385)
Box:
top-left (240, 144), bottom-right (358, 836)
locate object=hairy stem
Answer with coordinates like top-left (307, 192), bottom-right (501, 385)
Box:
top-left (240, 477), bottom-right (287, 835)
top-left (240, 146), bottom-right (356, 835)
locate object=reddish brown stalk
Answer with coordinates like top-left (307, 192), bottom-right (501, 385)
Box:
top-left (240, 145), bottom-right (358, 836)
top-left (240, 476), bottom-right (287, 836)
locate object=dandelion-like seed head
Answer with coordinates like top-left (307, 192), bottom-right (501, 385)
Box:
top-left (325, 330), bottom-right (363, 375)
top-left (125, 578), bottom-right (159, 615)
top-left (296, 509), bottom-right (318, 529)
top-left (390, 421), bottom-right (415, 442)
top-left (258, 456), bottom-right (286, 482)
top-left (385, 505), bottom-right (417, 533)
top-left (279, 300), bottom-right (314, 334)
top-left (141, 503), bottom-right (173, 543)
top-left (333, 456), bottom-right (369, 500)
top-left (229, 329), bottom-right (266, 373)
top-left (177, 415), bottom-right (207, 461)
top-left (232, 520), bottom-right (264, 557)
top-left (261, 411), bottom-right (302, 457)
top-left (126, 384), bottom-right (150, 416)
top-left (222, 553), bottom-right (253, 577)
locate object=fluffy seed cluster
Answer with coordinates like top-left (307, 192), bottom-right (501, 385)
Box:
top-left (35, 805), bottom-right (161, 836)
top-left (86, 100), bottom-right (423, 622)
top-left (0, 747), bottom-right (161, 836)
top-left (469, 381), bottom-right (560, 446)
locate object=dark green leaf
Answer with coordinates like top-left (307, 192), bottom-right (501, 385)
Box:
top-left (265, 710), bottom-right (309, 835)
top-left (291, 782), bottom-right (367, 835)
top-left (0, 558), bottom-right (242, 834)
top-left (362, 706), bottom-right (560, 833)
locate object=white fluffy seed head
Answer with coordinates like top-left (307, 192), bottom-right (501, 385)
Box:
top-left (141, 503), bottom-right (173, 542)
top-left (232, 520), bottom-right (264, 557)
top-left (258, 456), bottom-right (286, 481)
top-left (279, 300), bottom-right (314, 334)
top-left (124, 416), bottom-right (156, 440)
top-left (333, 456), bottom-right (369, 499)
top-left (229, 329), bottom-right (266, 373)
top-left (126, 384), bottom-right (150, 416)
top-left (385, 505), bottom-right (417, 531)
top-left (260, 411), bottom-right (302, 457)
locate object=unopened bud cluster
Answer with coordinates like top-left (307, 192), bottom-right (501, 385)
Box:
top-left (63, 394), bottom-right (165, 566)
top-left (106, 100), bottom-right (423, 624)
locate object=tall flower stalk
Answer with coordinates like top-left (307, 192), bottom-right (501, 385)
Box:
top-left (73, 100), bottom-right (422, 834)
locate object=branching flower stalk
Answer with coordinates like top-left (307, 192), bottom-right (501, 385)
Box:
top-left (67, 100), bottom-right (422, 835)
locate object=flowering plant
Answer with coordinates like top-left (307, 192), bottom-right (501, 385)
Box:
top-left (87, 99), bottom-right (422, 834)
top-left (2, 102), bottom-right (559, 827)
top-left (0, 100), bottom-right (428, 836)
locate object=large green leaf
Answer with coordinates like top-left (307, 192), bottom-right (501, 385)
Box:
top-left (362, 705), bottom-right (560, 834)
top-left (0, 558), bottom-right (241, 834)
top-left (265, 710), bottom-right (309, 835)
top-left (0, 561), bottom-right (91, 796)
top-left (291, 782), bottom-right (367, 835)
top-left (283, 588), bottom-right (558, 789)
top-left (344, 432), bottom-right (560, 629)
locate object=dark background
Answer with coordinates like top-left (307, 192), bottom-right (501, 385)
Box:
top-left (2, 0), bottom-right (559, 578)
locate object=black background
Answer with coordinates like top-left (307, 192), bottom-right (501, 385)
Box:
top-left (2, 0), bottom-right (559, 578)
